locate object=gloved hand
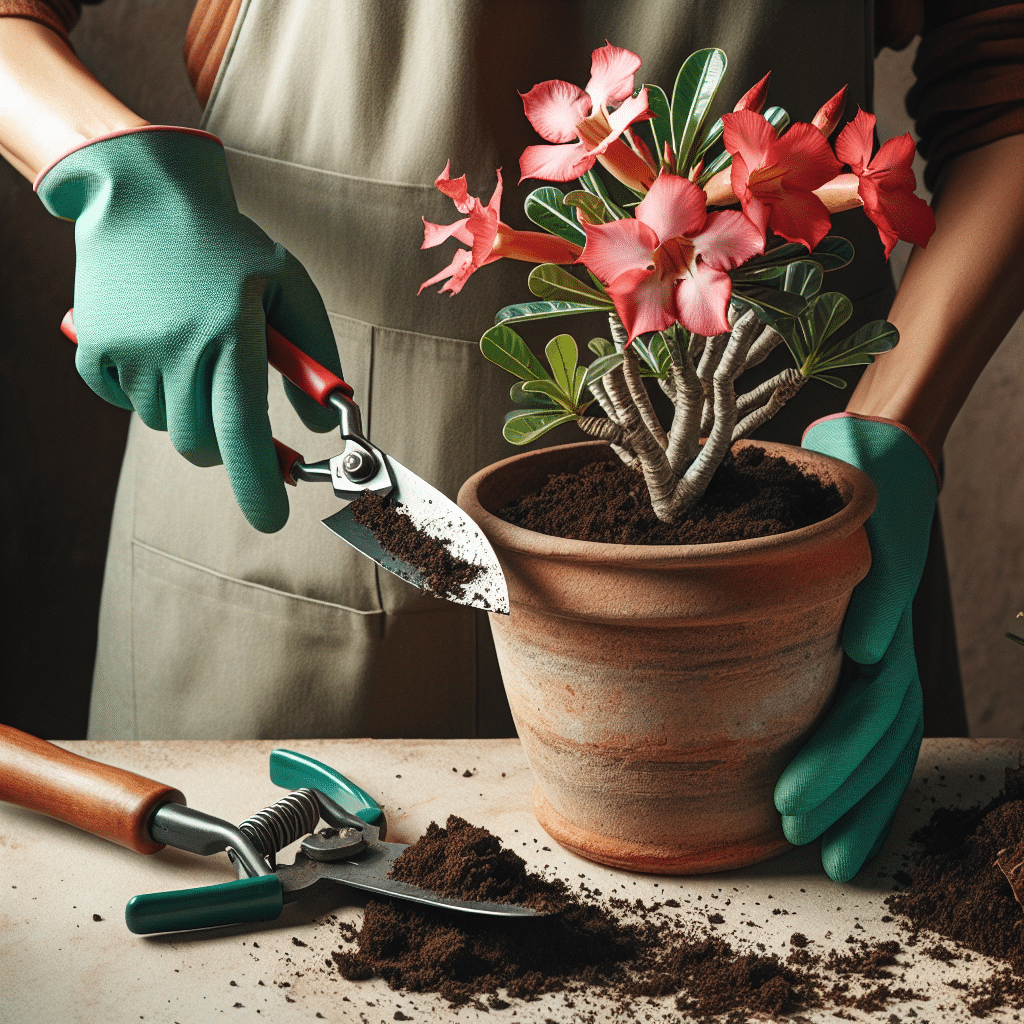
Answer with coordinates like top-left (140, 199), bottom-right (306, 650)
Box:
top-left (35, 125), bottom-right (341, 533)
top-left (775, 413), bottom-right (940, 881)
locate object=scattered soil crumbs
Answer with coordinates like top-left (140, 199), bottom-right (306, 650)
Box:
top-left (885, 762), bottom-right (1024, 1017)
top-left (348, 491), bottom-right (483, 598)
top-left (499, 445), bottom-right (846, 545)
top-left (326, 816), bottom-right (933, 1021)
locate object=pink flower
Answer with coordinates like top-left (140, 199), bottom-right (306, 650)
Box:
top-left (833, 109), bottom-right (935, 258)
top-left (519, 42), bottom-right (655, 190)
top-left (578, 171), bottom-right (765, 340)
top-left (419, 164), bottom-right (583, 295)
top-left (721, 108), bottom-right (842, 251)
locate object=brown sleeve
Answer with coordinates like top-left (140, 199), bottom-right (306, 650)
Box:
top-left (184, 0), bottom-right (242, 107)
top-left (0, 0), bottom-right (82, 38)
top-left (906, 3), bottom-right (1024, 190)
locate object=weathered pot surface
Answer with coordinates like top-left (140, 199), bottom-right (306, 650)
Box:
top-left (458, 441), bottom-right (877, 874)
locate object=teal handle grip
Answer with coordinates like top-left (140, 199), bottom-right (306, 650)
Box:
top-left (269, 749), bottom-right (384, 828)
top-left (125, 874), bottom-right (283, 935)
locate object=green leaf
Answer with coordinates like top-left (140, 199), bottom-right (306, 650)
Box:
top-left (588, 336), bottom-right (615, 358)
top-left (578, 169), bottom-right (629, 218)
top-left (808, 236), bottom-right (854, 272)
top-left (730, 284), bottom-right (808, 322)
top-left (671, 48), bottom-right (728, 174)
top-left (524, 187), bottom-right (587, 246)
top-left (696, 116), bottom-right (724, 157)
top-left (480, 323), bottom-right (549, 381)
top-left (565, 189), bottom-right (609, 225)
top-left (583, 351), bottom-right (624, 388)
top-left (764, 105), bottom-right (790, 134)
top-left (643, 83), bottom-right (673, 165)
top-left (696, 146), bottom-right (732, 186)
top-left (544, 333), bottom-right (579, 395)
top-left (528, 264), bottom-right (612, 305)
top-left (502, 409), bottom-right (578, 445)
top-left (807, 320), bottom-right (899, 374)
top-left (494, 299), bottom-right (614, 326)
top-left (521, 377), bottom-right (575, 409)
top-left (510, 380), bottom-right (560, 408)
top-left (782, 261), bottom-right (823, 300)
top-left (812, 373), bottom-right (849, 388)
top-left (803, 292), bottom-right (853, 349)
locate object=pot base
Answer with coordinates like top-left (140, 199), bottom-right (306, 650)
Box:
top-left (532, 785), bottom-right (794, 875)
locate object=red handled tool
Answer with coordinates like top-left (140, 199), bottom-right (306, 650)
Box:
top-left (61, 312), bottom-right (508, 613)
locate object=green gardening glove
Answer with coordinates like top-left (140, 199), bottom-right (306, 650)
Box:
top-left (35, 126), bottom-right (341, 533)
top-left (775, 413), bottom-right (940, 881)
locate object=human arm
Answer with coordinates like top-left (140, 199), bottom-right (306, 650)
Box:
top-left (779, 126), bottom-right (1024, 881)
top-left (0, 14), bottom-right (342, 532)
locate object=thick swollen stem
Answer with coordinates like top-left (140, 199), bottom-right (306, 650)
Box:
top-left (697, 332), bottom-right (729, 435)
top-left (742, 324), bottom-right (786, 372)
top-left (732, 369), bottom-right (805, 441)
top-left (577, 416), bottom-right (637, 467)
top-left (609, 316), bottom-right (667, 448)
top-left (663, 330), bottom-right (703, 471)
top-left (655, 311), bottom-right (761, 519)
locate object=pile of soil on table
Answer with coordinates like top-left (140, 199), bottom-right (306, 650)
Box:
top-left (498, 445), bottom-right (846, 545)
top-left (885, 763), bottom-right (1024, 1017)
top-left (348, 492), bottom-right (483, 599)
top-left (326, 816), bottom-right (934, 1020)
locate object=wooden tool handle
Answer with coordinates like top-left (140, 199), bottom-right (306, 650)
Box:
top-left (0, 724), bottom-right (185, 855)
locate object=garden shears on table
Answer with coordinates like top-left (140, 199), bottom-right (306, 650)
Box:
top-left (60, 311), bottom-right (508, 614)
top-left (0, 725), bottom-right (539, 934)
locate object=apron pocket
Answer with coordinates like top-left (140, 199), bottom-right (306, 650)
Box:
top-left (130, 541), bottom-right (478, 739)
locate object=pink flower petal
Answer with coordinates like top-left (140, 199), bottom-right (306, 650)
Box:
top-left (773, 122), bottom-right (842, 191)
top-left (417, 248), bottom-right (475, 295)
top-left (434, 162), bottom-right (474, 214)
top-left (635, 172), bottom-right (707, 245)
top-left (811, 85), bottom-right (848, 138)
top-left (835, 108), bottom-right (875, 175)
top-left (579, 218), bottom-right (660, 283)
top-left (763, 188), bottom-right (833, 251)
top-left (519, 141), bottom-right (595, 183)
top-left (675, 263), bottom-right (734, 337)
top-left (691, 209), bottom-right (765, 271)
top-left (421, 216), bottom-right (473, 249)
top-left (859, 176), bottom-right (935, 257)
top-left (521, 80), bottom-right (592, 143)
top-left (603, 88), bottom-right (653, 139)
top-left (585, 42), bottom-right (642, 109)
top-left (722, 109), bottom-right (778, 175)
top-left (733, 71), bottom-right (771, 114)
top-left (605, 266), bottom-right (677, 341)
top-left (866, 133), bottom-right (917, 183)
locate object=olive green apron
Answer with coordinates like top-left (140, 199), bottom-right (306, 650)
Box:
top-left (88, 0), bottom-right (895, 739)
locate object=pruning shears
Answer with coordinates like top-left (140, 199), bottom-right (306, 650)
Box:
top-left (59, 311), bottom-right (508, 614)
top-left (0, 725), bottom-right (540, 934)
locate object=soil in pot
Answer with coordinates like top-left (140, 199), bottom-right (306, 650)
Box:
top-left (499, 443), bottom-right (846, 545)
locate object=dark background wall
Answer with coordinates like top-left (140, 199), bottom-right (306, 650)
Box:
top-left (1, 2), bottom-right (1019, 739)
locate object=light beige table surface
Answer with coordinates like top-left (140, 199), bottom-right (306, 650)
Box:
top-left (1, 737), bottom-right (1020, 1024)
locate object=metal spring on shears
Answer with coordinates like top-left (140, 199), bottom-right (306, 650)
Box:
top-left (238, 788), bottom-right (321, 857)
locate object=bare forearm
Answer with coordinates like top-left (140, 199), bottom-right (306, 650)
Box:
top-left (0, 17), bottom-right (146, 181)
top-left (848, 133), bottom-right (1024, 458)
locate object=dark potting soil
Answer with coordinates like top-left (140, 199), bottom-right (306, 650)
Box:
top-left (499, 445), bottom-right (846, 545)
top-left (325, 816), bottom-right (958, 1020)
top-left (884, 763), bottom-right (1024, 1015)
top-left (348, 492), bottom-right (483, 599)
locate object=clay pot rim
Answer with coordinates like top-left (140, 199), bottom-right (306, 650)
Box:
top-left (459, 439), bottom-right (877, 567)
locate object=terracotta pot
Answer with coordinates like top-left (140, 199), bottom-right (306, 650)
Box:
top-left (458, 440), bottom-right (876, 874)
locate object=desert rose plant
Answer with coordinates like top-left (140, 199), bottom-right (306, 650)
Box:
top-left (420, 45), bottom-right (935, 522)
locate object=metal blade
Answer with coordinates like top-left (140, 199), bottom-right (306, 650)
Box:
top-left (276, 844), bottom-right (541, 918)
top-left (322, 454), bottom-right (508, 614)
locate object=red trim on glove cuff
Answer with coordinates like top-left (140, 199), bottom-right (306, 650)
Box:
top-left (33, 125), bottom-right (223, 191)
top-left (803, 412), bottom-right (943, 490)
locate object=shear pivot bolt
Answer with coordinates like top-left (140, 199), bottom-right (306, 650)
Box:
top-left (342, 449), bottom-right (376, 483)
